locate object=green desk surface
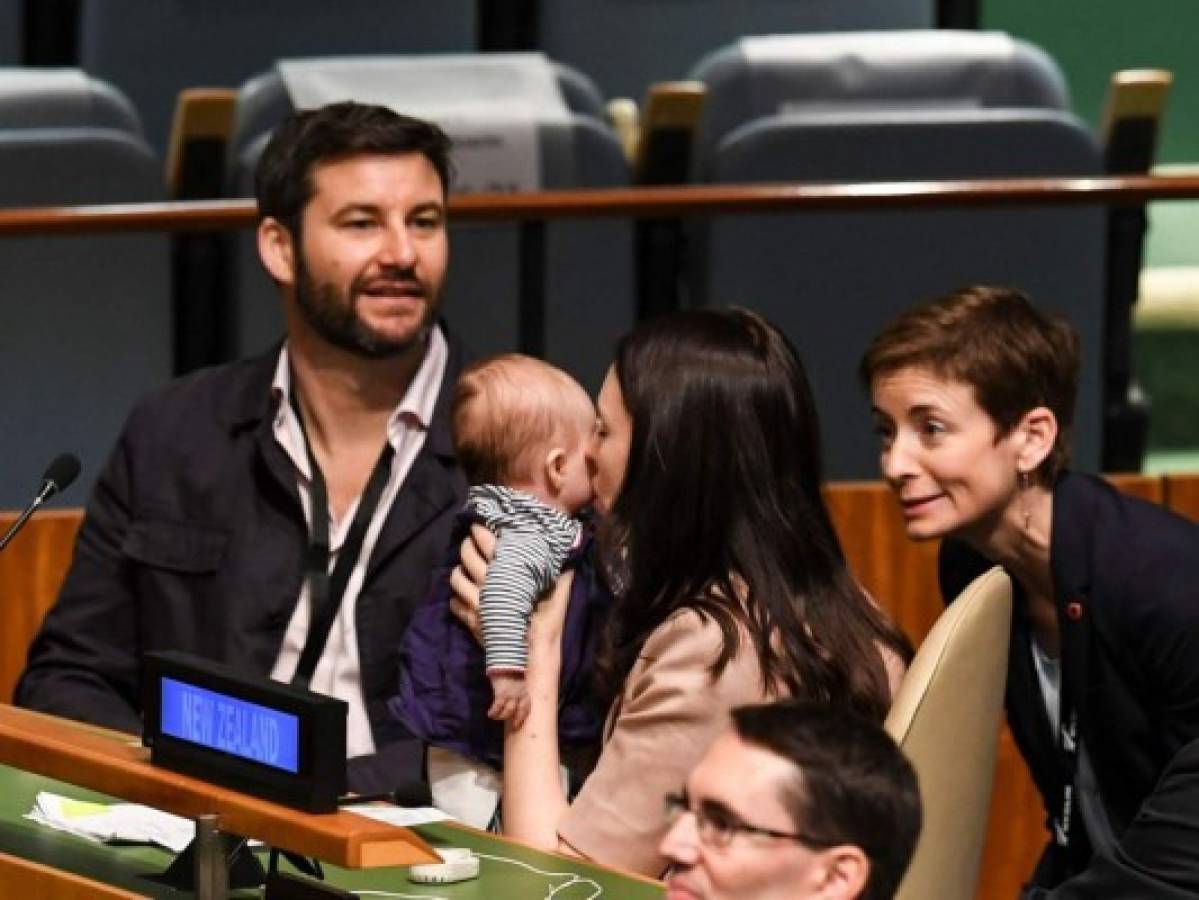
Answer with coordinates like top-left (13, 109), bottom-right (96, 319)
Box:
top-left (0, 764), bottom-right (664, 899)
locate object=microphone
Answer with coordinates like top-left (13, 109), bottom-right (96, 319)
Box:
top-left (0, 453), bottom-right (81, 552)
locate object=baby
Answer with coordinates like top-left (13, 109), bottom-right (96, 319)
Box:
top-left (392, 353), bottom-right (605, 827)
top-left (454, 353), bottom-right (596, 724)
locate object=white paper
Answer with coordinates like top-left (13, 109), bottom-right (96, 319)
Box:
top-left (26, 792), bottom-right (195, 853)
top-left (343, 804), bottom-right (454, 827)
top-left (279, 54), bottom-right (571, 193)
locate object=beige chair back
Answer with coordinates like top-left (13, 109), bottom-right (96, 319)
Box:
top-left (885, 566), bottom-right (1013, 900)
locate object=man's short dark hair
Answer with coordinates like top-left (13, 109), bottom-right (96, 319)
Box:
top-left (732, 700), bottom-right (922, 900)
top-left (254, 101), bottom-right (453, 237)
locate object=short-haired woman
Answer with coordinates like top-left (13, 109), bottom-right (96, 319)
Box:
top-left (862, 285), bottom-right (1199, 894)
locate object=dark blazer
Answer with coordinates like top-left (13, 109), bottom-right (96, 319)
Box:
top-left (1032, 735), bottom-right (1199, 899)
top-left (15, 335), bottom-right (468, 791)
top-left (941, 471), bottom-right (1199, 890)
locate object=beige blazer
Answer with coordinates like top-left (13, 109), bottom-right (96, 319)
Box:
top-left (558, 608), bottom-right (779, 875)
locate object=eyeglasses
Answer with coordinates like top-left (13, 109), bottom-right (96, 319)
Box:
top-left (663, 792), bottom-right (833, 850)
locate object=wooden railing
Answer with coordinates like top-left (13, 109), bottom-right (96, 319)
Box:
top-left (0, 173), bottom-right (1198, 235)
top-left (3, 172), bottom-right (1197, 361)
top-left (6, 171), bottom-right (1196, 360)
top-left (4, 474), bottom-right (1199, 900)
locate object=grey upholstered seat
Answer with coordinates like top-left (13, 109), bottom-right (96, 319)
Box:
top-left (227, 60), bottom-right (608, 167)
top-left (687, 33), bottom-right (1105, 479)
top-left (78, 0), bottom-right (477, 154)
top-left (0, 71), bottom-right (169, 507)
top-left (537, 0), bottom-right (933, 104)
top-left (227, 57), bottom-right (632, 393)
top-left (0, 68), bottom-right (144, 134)
top-left (692, 30), bottom-right (1071, 175)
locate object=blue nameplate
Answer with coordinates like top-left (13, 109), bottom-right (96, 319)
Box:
top-left (143, 651), bottom-right (346, 812)
top-left (159, 677), bottom-right (301, 773)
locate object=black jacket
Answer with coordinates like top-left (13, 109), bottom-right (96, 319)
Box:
top-left (941, 470), bottom-right (1199, 892)
top-left (15, 337), bottom-right (468, 791)
top-left (1030, 735), bottom-right (1199, 898)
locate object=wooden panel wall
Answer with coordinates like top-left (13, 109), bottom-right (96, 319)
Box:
top-left (0, 511), bottom-right (80, 705)
top-left (1165, 472), bottom-right (1199, 519)
top-left (2, 473), bottom-right (1197, 898)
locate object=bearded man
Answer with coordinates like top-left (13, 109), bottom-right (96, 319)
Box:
top-left (17, 102), bottom-right (468, 792)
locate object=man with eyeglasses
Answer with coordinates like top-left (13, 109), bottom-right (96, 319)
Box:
top-left (660, 700), bottom-right (921, 900)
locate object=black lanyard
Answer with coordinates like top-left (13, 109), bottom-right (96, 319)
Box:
top-left (1052, 707), bottom-right (1079, 848)
top-left (1052, 597), bottom-right (1090, 852)
top-left (290, 394), bottom-right (395, 689)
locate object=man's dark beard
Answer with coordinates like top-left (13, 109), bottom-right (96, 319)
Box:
top-left (292, 253), bottom-right (434, 360)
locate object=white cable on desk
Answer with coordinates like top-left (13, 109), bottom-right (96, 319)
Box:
top-left (351, 848), bottom-right (605, 900)
top-left (475, 851), bottom-right (602, 899)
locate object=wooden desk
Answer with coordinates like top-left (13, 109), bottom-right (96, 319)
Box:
top-left (0, 705), bottom-right (435, 869)
top-left (0, 754), bottom-right (663, 899)
top-left (6, 472), bottom-right (1199, 899)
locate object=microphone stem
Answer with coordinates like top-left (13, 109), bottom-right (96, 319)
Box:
top-left (0, 489), bottom-right (50, 552)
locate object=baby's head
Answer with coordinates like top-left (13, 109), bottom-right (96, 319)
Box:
top-left (453, 354), bottom-right (596, 515)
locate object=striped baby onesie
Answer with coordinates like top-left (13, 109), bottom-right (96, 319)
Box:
top-left (468, 484), bottom-right (583, 675)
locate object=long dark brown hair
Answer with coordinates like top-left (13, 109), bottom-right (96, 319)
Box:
top-left (595, 309), bottom-right (911, 721)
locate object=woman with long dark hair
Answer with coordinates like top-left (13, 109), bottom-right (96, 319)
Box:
top-left (455, 308), bottom-right (911, 875)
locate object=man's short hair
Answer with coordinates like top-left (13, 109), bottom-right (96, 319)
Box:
top-left (858, 285), bottom-right (1079, 486)
top-left (452, 353), bottom-right (592, 486)
top-left (254, 101), bottom-right (453, 237)
top-left (732, 700), bottom-right (922, 900)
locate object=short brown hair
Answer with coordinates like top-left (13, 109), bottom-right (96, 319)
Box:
top-left (859, 286), bottom-right (1079, 485)
top-left (453, 354), bottom-right (592, 486)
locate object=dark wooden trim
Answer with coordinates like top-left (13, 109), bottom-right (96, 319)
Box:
top-left (451, 174), bottom-right (1199, 217)
top-left (2, 174), bottom-right (1199, 235)
top-left (518, 221), bottom-right (547, 356)
top-left (937, 0), bottom-right (981, 30)
top-left (0, 199), bottom-right (256, 235)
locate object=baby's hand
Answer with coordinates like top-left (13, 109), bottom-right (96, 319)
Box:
top-left (487, 672), bottom-right (531, 729)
